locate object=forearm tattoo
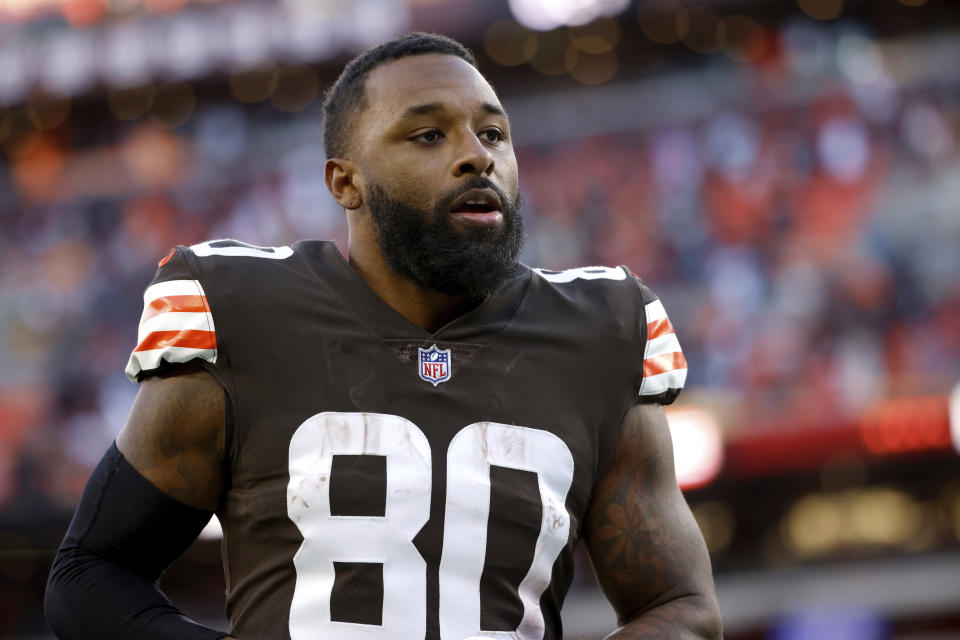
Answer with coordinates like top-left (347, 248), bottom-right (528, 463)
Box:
top-left (588, 406), bottom-right (722, 639)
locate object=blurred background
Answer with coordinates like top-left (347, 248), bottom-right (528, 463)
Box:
top-left (1, 0), bottom-right (959, 637)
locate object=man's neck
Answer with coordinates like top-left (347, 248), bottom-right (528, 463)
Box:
top-left (346, 232), bottom-right (473, 333)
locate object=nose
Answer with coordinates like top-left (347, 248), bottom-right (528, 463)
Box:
top-left (452, 132), bottom-right (494, 177)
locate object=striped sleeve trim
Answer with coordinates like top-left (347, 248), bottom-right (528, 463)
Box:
top-left (125, 279), bottom-right (217, 381)
top-left (639, 298), bottom-right (687, 397)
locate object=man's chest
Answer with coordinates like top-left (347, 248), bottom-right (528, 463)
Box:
top-left (220, 327), bottom-right (620, 639)
top-left (226, 319), bottom-right (616, 524)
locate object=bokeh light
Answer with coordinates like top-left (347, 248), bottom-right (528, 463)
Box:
top-left (682, 5), bottom-right (720, 53)
top-left (718, 15), bottom-right (766, 63)
top-left (26, 94), bottom-right (71, 131)
top-left (0, 111), bottom-right (11, 144)
top-left (483, 19), bottom-right (539, 67)
top-left (59, 0), bottom-right (106, 26)
top-left (568, 17), bottom-right (620, 53)
top-left (836, 33), bottom-right (886, 85)
top-left (782, 18), bottom-right (832, 76)
top-left (667, 407), bottom-right (724, 490)
top-left (783, 493), bottom-right (843, 557)
top-left (951, 381), bottom-right (960, 455)
top-left (784, 489), bottom-right (929, 558)
top-left (638, 0), bottom-right (689, 45)
top-left (150, 83), bottom-right (196, 128)
top-left (797, 0), bottom-right (844, 21)
top-left (9, 134), bottom-right (65, 202)
top-left (529, 29), bottom-right (572, 75)
top-left (509, 0), bottom-right (629, 31)
top-left (691, 501), bottom-right (735, 554)
top-left (229, 66), bottom-right (280, 104)
top-left (270, 66), bottom-right (320, 113)
top-left (119, 124), bottom-right (184, 187)
top-left (143, 0), bottom-right (188, 13)
top-left (108, 85), bottom-right (156, 121)
top-left (568, 49), bottom-right (618, 84)
top-left (1, 112), bottom-right (39, 158)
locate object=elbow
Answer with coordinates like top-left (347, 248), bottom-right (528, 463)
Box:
top-left (44, 553), bottom-right (70, 639)
top-left (618, 592), bottom-right (723, 640)
top-left (44, 547), bottom-right (84, 640)
top-left (44, 582), bottom-right (69, 639)
top-left (44, 545), bottom-right (108, 640)
top-left (697, 594), bottom-right (724, 640)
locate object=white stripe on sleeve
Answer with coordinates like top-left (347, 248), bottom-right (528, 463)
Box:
top-left (126, 346), bottom-right (217, 380)
top-left (639, 368), bottom-right (688, 396)
top-left (142, 279), bottom-right (207, 304)
top-left (645, 333), bottom-right (682, 360)
top-left (137, 311), bottom-right (216, 344)
top-left (644, 299), bottom-right (667, 323)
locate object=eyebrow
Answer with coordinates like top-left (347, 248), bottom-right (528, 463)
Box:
top-left (482, 102), bottom-right (507, 118)
top-left (398, 101), bottom-right (508, 121)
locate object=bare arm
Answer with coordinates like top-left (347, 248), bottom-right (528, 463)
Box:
top-left (117, 361), bottom-right (228, 511)
top-left (120, 363), bottom-right (236, 639)
top-left (584, 403), bottom-right (722, 639)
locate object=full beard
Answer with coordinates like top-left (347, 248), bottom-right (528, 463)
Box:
top-left (366, 180), bottom-right (525, 301)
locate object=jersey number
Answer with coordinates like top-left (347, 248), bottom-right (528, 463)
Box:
top-left (533, 266), bottom-right (626, 283)
top-left (190, 239), bottom-right (293, 259)
top-left (287, 412), bottom-right (575, 640)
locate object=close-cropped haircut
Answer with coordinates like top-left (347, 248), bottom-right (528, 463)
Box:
top-left (322, 32), bottom-right (479, 160)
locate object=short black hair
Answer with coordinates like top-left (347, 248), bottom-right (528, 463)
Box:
top-left (322, 32), bottom-right (479, 160)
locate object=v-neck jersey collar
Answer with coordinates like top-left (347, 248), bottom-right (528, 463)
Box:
top-left (301, 240), bottom-right (532, 344)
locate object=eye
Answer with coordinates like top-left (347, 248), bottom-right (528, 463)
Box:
top-left (411, 129), bottom-right (442, 144)
top-left (480, 128), bottom-right (505, 144)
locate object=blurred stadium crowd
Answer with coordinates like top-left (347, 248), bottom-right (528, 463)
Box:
top-left (1, 0), bottom-right (959, 637)
top-left (2, 24), bottom-right (958, 512)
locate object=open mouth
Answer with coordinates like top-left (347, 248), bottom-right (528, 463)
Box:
top-left (449, 188), bottom-right (503, 216)
top-left (452, 201), bottom-right (498, 214)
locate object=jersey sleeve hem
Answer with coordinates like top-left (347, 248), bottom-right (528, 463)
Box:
top-left (630, 275), bottom-right (687, 405)
top-left (125, 248), bottom-right (219, 382)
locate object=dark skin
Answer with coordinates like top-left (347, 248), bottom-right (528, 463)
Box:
top-left (325, 54), bottom-right (519, 331)
top-left (584, 403), bottom-right (722, 639)
top-left (116, 54), bottom-right (722, 639)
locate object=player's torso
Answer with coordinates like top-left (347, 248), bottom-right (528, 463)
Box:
top-left (189, 240), bottom-right (639, 640)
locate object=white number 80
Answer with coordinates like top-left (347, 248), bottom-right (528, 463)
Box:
top-left (287, 412), bottom-right (575, 640)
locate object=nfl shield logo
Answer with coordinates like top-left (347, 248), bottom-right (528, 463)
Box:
top-left (418, 344), bottom-right (452, 386)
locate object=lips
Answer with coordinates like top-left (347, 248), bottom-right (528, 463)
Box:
top-left (448, 188), bottom-right (503, 215)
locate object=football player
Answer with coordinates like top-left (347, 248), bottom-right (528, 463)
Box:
top-left (45, 33), bottom-right (722, 640)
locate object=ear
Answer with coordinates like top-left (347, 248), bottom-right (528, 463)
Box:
top-left (325, 158), bottom-right (363, 210)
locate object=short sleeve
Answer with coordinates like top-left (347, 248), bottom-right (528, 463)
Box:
top-left (124, 247), bottom-right (218, 382)
top-left (633, 277), bottom-right (687, 404)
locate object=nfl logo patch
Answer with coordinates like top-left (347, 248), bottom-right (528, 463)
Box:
top-left (418, 344), bottom-right (452, 387)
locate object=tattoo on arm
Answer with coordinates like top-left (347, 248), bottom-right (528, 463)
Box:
top-left (586, 404), bottom-right (721, 639)
top-left (117, 363), bottom-right (227, 511)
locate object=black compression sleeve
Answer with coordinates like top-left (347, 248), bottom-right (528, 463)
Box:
top-left (44, 442), bottom-right (230, 640)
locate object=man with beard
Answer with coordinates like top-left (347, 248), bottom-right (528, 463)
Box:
top-left (45, 33), bottom-right (721, 640)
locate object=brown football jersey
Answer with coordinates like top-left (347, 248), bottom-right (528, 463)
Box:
top-left (125, 239), bottom-right (687, 640)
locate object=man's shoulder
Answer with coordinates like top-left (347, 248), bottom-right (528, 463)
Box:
top-left (527, 264), bottom-right (652, 310)
top-left (153, 238), bottom-right (336, 293)
top-left (519, 264), bottom-right (646, 346)
top-left (169, 238), bottom-right (326, 271)
top-left (528, 265), bottom-right (686, 404)
top-left (125, 238), bottom-right (337, 382)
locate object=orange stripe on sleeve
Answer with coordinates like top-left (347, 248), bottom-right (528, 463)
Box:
top-left (647, 316), bottom-right (675, 341)
top-left (140, 295), bottom-right (209, 324)
top-left (158, 248), bottom-right (176, 268)
top-left (644, 351), bottom-right (687, 377)
top-left (134, 330), bottom-right (217, 352)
